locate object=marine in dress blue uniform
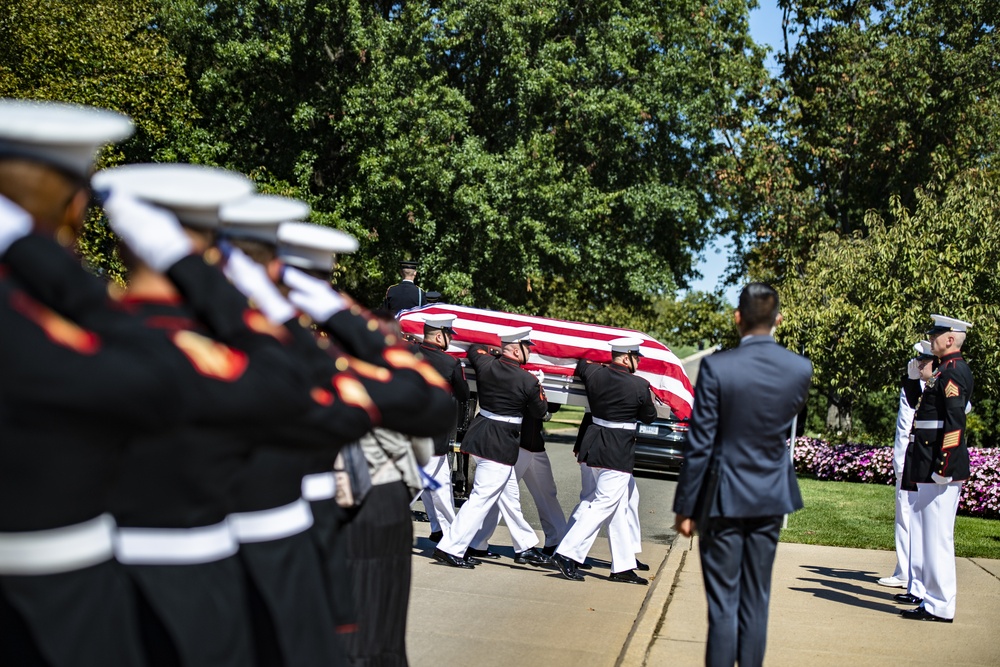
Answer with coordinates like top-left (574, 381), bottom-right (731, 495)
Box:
top-left (433, 327), bottom-right (550, 568)
top-left (900, 315), bottom-right (973, 623)
top-left (416, 314), bottom-right (470, 541)
top-left (553, 337), bottom-right (656, 583)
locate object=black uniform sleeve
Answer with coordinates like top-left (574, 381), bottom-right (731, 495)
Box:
top-left (637, 381), bottom-right (657, 425)
top-left (450, 360), bottom-right (471, 402)
top-left (936, 365), bottom-right (972, 478)
top-left (522, 372), bottom-right (549, 420)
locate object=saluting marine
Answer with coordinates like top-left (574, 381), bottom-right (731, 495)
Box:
top-left (553, 337), bottom-right (657, 584)
top-left (900, 314), bottom-right (974, 623)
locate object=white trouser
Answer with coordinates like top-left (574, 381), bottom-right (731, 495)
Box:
top-left (627, 476), bottom-right (641, 554)
top-left (471, 449), bottom-right (567, 550)
top-left (557, 468), bottom-right (635, 573)
top-left (891, 476), bottom-right (912, 581)
top-left (420, 455), bottom-right (456, 533)
top-left (437, 456), bottom-right (539, 558)
top-left (567, 462), bottom-right (599, 530)
top-left (911, 481), bottom-right (962, 619)
top-left (906, 487), bottom-right (926, 599)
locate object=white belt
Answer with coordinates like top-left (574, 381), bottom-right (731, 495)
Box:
top-left (302, 472), bottom-right (336, 501)
top-left (115, 521), bottom-right (237, 565)
top-left (914, 420), bottom-right (944, 430)
top-left (592, 417), bottom-right (637, 431)
top-left (479, 409), bottom-right (523, 425)
top-left (0, 514), bottom-right (115, 575)
top-left (228, 498), bottom-right (313, 544)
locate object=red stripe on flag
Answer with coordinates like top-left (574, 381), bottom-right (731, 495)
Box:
top-left (399, 305), bottom-right (693, 419)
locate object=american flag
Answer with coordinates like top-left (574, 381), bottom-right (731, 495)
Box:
top-left (397, 304), bottom-right (693, 420)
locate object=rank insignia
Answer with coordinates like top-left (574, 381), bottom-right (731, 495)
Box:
top-left (944, 380), bottom-right (960, 398)
top-left (942, 430), bottom-right (961, 450)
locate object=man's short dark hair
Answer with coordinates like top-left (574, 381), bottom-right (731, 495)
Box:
top-left (738, 283), bottom-right (779, 331)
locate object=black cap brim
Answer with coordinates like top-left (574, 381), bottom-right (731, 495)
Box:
top-left (926, 325), bottom-right (951, 336)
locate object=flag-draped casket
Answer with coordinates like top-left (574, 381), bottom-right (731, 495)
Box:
top-left (397, 305), bottom-right (693, 421)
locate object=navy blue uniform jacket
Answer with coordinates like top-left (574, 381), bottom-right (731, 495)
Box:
top-left (673, 335), bottom-right (812, 519)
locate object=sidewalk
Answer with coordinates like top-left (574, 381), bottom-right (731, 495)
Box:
top-left (408, 522), bottom-right (1000, 666)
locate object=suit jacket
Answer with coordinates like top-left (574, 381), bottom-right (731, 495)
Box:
top-left (672, 335), bottom-right (812, 519)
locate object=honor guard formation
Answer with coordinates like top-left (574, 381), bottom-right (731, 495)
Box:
top-left (0, 97), bottom-right (980, 667)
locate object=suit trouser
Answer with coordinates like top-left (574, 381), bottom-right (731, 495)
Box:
top-left (891, 477), bottom-right (913, 582)
top-left (556, 468), bottom-right (635, 573)
top-left (437, 456), bottom-right (539, 558)
top-left (699, 515), bottom-right (783, 667)
top-left (911, 481), bottom-right (962, 619)
top-left (471, 449), bottom-right (568, 550)
top-left (420, 455), bottom-right (456, 534)
top-left (0, 559), bottom-right (146, 667)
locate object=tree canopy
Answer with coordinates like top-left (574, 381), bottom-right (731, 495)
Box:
top-left (779, 170), bottom-right (1000, 444)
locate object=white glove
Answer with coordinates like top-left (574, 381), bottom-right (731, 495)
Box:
top-left (542, 411), bottom-right (552, 422)
top-left (103, 192), bottom-right (192, 271)
top-left (223, 248), bottom-right (296, 324)
top-left (931, 472), bottom-right (953, 485)
top-left (906, 358), bottom-right (921, 380)
top-left (283, 266), bottom-right (348, 321)
top-left (0, 194), bottom-right (34, 256)
top-left (530, 369), bottom-right (545, 385)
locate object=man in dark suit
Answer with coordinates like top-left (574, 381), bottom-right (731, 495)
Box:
top-left (381, 259), bottom-right (425, 313)
top-left (672, 283), bottom-right (812, 667)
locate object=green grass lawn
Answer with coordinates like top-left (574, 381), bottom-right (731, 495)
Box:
top-left (544, 403), bottom-right (586, 432)
top-left (783, 477), bottom-right (1000, 559)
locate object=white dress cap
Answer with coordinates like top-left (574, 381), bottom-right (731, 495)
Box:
top-left (913, 340), bottom-right (934, 358)
top-left (276, 222), bottom-right (359, 271)
top-left (926, 314), bottom-right (972, 335)
top-left (609, 336), bottom-right (644, 356)
top-left (219, 195), bottom-right (310, 244)
top-left (92, 164), bottom-right (255, 228)
top-left (422, 314), bottom-right (457, 333)
top-left (498, 326), bottom-right (533, 345)
top-left (0, 99), bottom-right (134, 179)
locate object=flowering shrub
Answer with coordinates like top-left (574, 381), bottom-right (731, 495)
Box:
top-left (792, 437), bottom-right (1000, 520)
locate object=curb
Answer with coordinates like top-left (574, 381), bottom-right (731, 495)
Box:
top-left (616, 534), bottom-right (694, 667)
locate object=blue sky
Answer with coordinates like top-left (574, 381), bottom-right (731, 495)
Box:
top-left (685, 0), bottom-right (784, 304)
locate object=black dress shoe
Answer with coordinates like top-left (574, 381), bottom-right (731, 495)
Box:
top-left (610, 569), bottom-right (648, 586)
top-left (553, 554), bottom-right (585, 581)
top-left (900, 606), bottom-right (953, 623)
top-left (576, 559), bottom-right (592, 570)
top-left (514, 548), bottom-right (553, 566)
top-left (635, 559), bottom-right (649, 572)
top-left (466, 547), bottom-right (501, 560)
top-left (428, 531), bottom-right (443, 543)
top-left (541, 545), bottom-right (557, 557)
top-left (893, 593), bottom-right (923, 605)
top-left (432, 548), bottom-right (475, 569)
top-left (463, 554), bottom-right (482, 566)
